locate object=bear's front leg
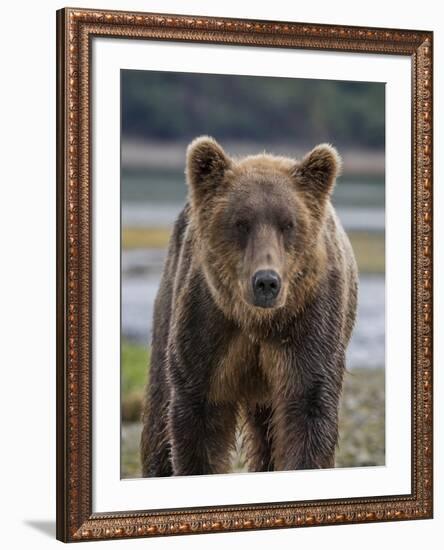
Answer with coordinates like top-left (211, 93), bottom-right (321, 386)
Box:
top-left (168, 391), bottom-right (237, 476)
top-left (244, 404), bottom-right (275, 472)
top-left (165, 270), bottom-right (238, 476)
top-left (270, 349), bottom-right (345, 471)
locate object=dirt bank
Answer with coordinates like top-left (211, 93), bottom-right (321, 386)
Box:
top-left (122, 139), bottom-right (385, 177)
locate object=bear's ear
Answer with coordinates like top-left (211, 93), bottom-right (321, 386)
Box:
top-left (186, 136), bottom-right (231, 201)
top-left (293, 144), bottom-right (342, 198)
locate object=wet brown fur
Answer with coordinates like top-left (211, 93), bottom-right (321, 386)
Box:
top-left (141, 136), bottom-right (358, 476)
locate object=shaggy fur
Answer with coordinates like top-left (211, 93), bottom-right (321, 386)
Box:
top-left (141, 136), bottom-right (358, 476)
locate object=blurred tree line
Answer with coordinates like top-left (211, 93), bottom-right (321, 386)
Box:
top-left (122, 70), bottom-right (384, 149)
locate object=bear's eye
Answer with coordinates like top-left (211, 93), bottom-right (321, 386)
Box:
top-left (235, 219), bottom-right (250, 233)
top-left (282, 220), bottom-right (294, 232)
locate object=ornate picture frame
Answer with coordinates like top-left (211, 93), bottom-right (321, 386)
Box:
top-left (56, 7), bottom-right (433, 542)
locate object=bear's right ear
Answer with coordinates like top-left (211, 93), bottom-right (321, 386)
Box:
top-left (292, 143), bottom-right (342, 200)
top-left (186, 136), bottom-right (231, 202)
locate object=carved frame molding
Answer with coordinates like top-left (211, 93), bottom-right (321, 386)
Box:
top-left (56, 7), bottom-right (433, 542)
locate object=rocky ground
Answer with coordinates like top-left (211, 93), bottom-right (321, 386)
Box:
top-left (121, 367), bottom-right (384, 478)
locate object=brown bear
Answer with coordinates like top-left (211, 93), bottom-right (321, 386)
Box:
top-left (141, 136), bottom-right (358, 476)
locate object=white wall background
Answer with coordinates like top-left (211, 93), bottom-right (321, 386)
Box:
top-left (0, 1), bottom-right (441, 548)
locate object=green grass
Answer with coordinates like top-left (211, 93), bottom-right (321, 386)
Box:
top-left (350, 231), bottom-right (385, 274)
top-left (122, 341), bottom-right (149, 393)
top-left (122, 227), bottom-right (172, 249)
top-left (121, 341), bottom-right (150, 422)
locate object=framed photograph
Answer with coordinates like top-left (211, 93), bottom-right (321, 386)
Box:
top-left (56, 7), bottom-right (433, 542)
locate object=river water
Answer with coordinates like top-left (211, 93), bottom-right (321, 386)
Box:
top-left (122, 248), bottom-right (384, 370)
top-left (122, 173), bottom-right (385, 370)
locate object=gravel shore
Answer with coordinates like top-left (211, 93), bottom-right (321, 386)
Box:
top-left (122, 367), bottom-right (384, 478)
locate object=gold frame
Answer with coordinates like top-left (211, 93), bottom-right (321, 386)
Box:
top-left (56, 7), bottom-right (433, 542)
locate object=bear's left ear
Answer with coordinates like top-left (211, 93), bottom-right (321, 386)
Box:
top-left (186, 136), bottom-right (231, 202)
top-left (293, 144), bottom-right (342, 198)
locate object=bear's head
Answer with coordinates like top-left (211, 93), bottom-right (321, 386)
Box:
top-left (186, 136), bottom-right (341, 320)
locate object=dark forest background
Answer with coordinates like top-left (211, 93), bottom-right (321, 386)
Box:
top-left (122, 71), bottom-right (385, 149)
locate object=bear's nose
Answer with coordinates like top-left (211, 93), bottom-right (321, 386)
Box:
top-left (252, 270), bottom-right (281, 307)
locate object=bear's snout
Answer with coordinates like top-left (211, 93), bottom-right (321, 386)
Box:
top-left (252, 269), bottom-right (281, 308)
